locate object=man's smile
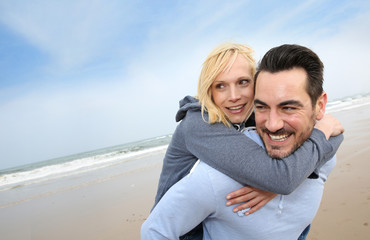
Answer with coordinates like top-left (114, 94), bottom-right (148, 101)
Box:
top-left (268, 133), bottom-right (292, 142)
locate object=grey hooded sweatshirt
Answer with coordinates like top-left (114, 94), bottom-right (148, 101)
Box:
top-left (154, 96), bottom-right (343, 206)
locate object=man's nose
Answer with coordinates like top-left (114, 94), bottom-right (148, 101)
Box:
top-left (266, 110), bottom-right (284, 132)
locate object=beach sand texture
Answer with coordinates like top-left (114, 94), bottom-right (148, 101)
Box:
top-left (0, 105), bottom-right (369, 239)
top-left (308, 105), bottom-right (370, 239)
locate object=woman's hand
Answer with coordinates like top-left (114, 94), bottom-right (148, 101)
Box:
top-left (315, 114), bottom-right (344, 139)
top-left (226, 186), bottom-right (277, 215)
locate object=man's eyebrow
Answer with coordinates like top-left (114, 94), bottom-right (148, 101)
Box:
top-left (254, 99), bottom-right (266, 105)
top-left (254, 99), bottom-right (304, 107)
top-left (278, 100), bottom-right (304, 107)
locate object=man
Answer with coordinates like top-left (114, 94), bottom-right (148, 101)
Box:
top-left (141, 44), bottom-right (344, 240)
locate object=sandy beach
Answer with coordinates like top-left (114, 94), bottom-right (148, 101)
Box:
top-left (308, 105), bottom-right (370, 239)
top-left (0, 150), bottom-right (165, 240)
top-left (0, 105), bottom-right (369, 240)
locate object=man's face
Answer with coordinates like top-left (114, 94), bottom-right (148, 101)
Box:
top-left (254, 68), bottom-right (325, 159)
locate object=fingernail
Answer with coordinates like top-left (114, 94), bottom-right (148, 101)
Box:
top-left (233, 209), bottom-right (238, 212)
top-left (244, 212), bottom-right (249, 216)
top-left (226, 195), bottom-right (230, 199)
top-left (226, 202), bottom-right (231, 206)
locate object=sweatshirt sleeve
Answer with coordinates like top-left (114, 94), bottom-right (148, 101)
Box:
top-left (182, 110), bottom-right (343, 195)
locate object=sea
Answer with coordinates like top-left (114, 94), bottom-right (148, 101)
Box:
top-left (1, 93), bottom-right (370, 193)
top-left (0, 135), bottom-right (171, 193)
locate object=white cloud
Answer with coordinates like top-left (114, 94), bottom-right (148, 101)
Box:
top-left (0, 0), bottom-right (137, 72)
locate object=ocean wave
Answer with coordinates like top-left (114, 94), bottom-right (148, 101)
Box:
top-left (326, 93), bottom-right (370, 113)
top-left (0, 144), bottom-right (168, 191)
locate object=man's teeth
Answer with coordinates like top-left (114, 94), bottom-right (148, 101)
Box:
top-left (269, 134), bottom-right (289, 141)
top-left (228, 105), bottom-right (243, 110)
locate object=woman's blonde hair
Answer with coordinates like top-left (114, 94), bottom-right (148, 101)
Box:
top-left (196, 42), bottom-right (256, 126)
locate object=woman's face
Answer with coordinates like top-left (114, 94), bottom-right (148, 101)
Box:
top-left (211, 54), bottom-right (254, 123)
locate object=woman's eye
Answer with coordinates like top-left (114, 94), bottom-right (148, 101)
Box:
top-left (239, 79), bottom-right (250, 85)
top-left (215, 83), bottom-right (225, 89)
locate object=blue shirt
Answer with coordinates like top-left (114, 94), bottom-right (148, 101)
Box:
top-left (142, 129), bottom-right (336, 240)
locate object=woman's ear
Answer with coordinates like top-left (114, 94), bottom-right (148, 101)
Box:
top-left (315, 92), bottom-right (327, 120)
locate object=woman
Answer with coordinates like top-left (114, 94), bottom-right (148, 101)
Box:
top-left (153, 42), bottom-right (343, 239)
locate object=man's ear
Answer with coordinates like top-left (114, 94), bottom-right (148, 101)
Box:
top-left (315, 92), bottom-right (327, 120)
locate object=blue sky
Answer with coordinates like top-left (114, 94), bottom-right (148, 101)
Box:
top-left (1, 0), bottom-right (370, 170)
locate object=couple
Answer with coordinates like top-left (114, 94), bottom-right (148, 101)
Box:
top-left (141, 43), bottom-right (344, 239)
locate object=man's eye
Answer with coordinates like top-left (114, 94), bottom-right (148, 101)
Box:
top-left (255, 105), bottom-right (266, 110)
top-left (283, 106), bottom-right (297, 111)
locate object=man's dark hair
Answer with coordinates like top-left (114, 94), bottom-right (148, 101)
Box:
top-left (254, 44), bottom-right (324, 107)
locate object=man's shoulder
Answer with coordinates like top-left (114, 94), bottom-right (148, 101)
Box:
top-left (243, 127), bottom-right (264, 148)
top-left (191, 161), bottom-right (243, 189)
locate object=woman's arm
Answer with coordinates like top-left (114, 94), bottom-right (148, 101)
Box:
top-left (182, 109), bottom-right (343, 194)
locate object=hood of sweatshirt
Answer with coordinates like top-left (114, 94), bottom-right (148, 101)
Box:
top-left (175, 96), bottom-right (201, 122)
